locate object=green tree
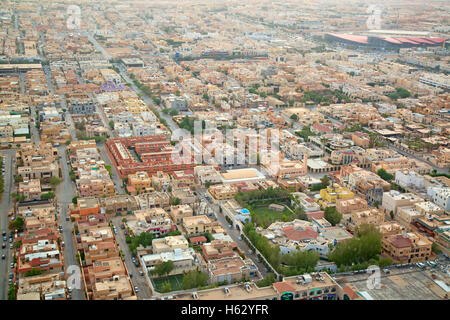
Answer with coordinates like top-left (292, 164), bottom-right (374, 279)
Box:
top-left (377, 169), bottom-right (394, 182)
top-left (255, 273), bottom-right (276, 287)
top-left (25, 268), bottom-right (43, 277)
top-left (324, 206), bottom-right (342, 226)
top-left (13, 217), bottom-right (25, 232)
top-left (161, 281), bottom-right (172, 293)
top-left (378, 257), bottom-right (393, 268)
top-left (153, 260), bottom-right (174, 277)
top-left (72, 196), bottom-right (79, 205)
top-left (290, 114), bottom-right (298, 121)
top-left (432, 242), bottom-right (442, 255)
top-left (104, 165), bottom-right (112, 176)
top-left (280, 250), bottom-right (320, 274)
top-left (182, 271), bottom-right (209, 290)
top-left (320, 175), bottom-right (330, 187)
top-left (40, 192), bottom-right (56, 200)
top-left (50, 176), bottom-right (62, 188)
top-left (7, 285), bottom-right (16, 300)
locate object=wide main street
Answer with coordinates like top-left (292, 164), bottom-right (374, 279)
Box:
top-left (56, 145), bottom-right (85, 300)
top-left (0, 150), bottom-right (16, 300)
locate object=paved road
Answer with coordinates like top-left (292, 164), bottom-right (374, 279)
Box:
top-left (0, 150), bottom-right (16, 300)
top-left (196, 189), bottom-right (268, 279)
top-left (110, 216), bottom-right (152, 299)
top-left (386, 143), bottom-right (448, 174)
top-left (97, 142), bottom-right (125, 195)
top-left (29, 105), bottom-right (40, 147)
top-left (55, 145), bottom-right (85, 300)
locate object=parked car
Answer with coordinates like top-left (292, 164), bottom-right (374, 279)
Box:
top-left (2, 243), bottom-right (5, 249)
top-left (134, 286), bottom-right (139, 293)
top-left (9, 243), bottom-right (13, 249)
top-left (139, 270), bottom-right (144, 276)
top-left (1, 254), bottom-right (5, 260)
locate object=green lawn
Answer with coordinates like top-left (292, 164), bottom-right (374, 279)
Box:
top-left (152, 274), bottom-right (184, 293)
top-left (251, 206), bottom-right (297, 228)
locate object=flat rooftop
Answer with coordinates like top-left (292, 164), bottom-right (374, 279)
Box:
top-left (334, 265), bottom-right (448, 300)
top-left (220, 168), bottom-right (265, 183)
top-left (176, 283), bottom-right (277, 300)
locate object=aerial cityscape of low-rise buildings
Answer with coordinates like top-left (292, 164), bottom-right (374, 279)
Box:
top-left (0, 0), bottom-right (448, 305)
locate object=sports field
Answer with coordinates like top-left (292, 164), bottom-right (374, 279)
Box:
top-left (152, 274), bottom-right (184, 292)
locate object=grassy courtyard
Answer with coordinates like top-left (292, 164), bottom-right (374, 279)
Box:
top-left (152, 274), bottom-right (184, 293)
top-left (251, 206), bottom-right (297, 228)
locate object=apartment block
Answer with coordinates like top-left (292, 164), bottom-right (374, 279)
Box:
top-left (127, 171), bottom-right (152, 195)
top-left (169, 204), bottom-right (194, 225)
top-left (336, 197), bottom-right (368, 215)
top-left (152, 235), bottom-right (189, 254)
top-left (382, 232), bottom-right (433, 264)
top-left (381, 191), bottom-right (424, 216)
top-left (209, 184), bottom-right (238, 200)
top-left (18, 179), bottom-right (42, 201)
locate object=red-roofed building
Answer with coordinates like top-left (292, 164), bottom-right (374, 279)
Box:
top-left (189, 236), bottom-right (207, 245)
top-left (273, 281), bottom-right (296, 294)
top-left (382, 233), bottom-right (432, 264)
top-left (311, 122), bottom-right (334, 134)
top-left (306, 210), bottom-right (325, 220)
top-left (342, 284), bottom-right (363, 300)
top-left (282, 225), bottom-right (318, 242)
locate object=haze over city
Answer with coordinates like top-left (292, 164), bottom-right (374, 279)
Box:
top-left (0, 0), bottom-right (448, 305)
